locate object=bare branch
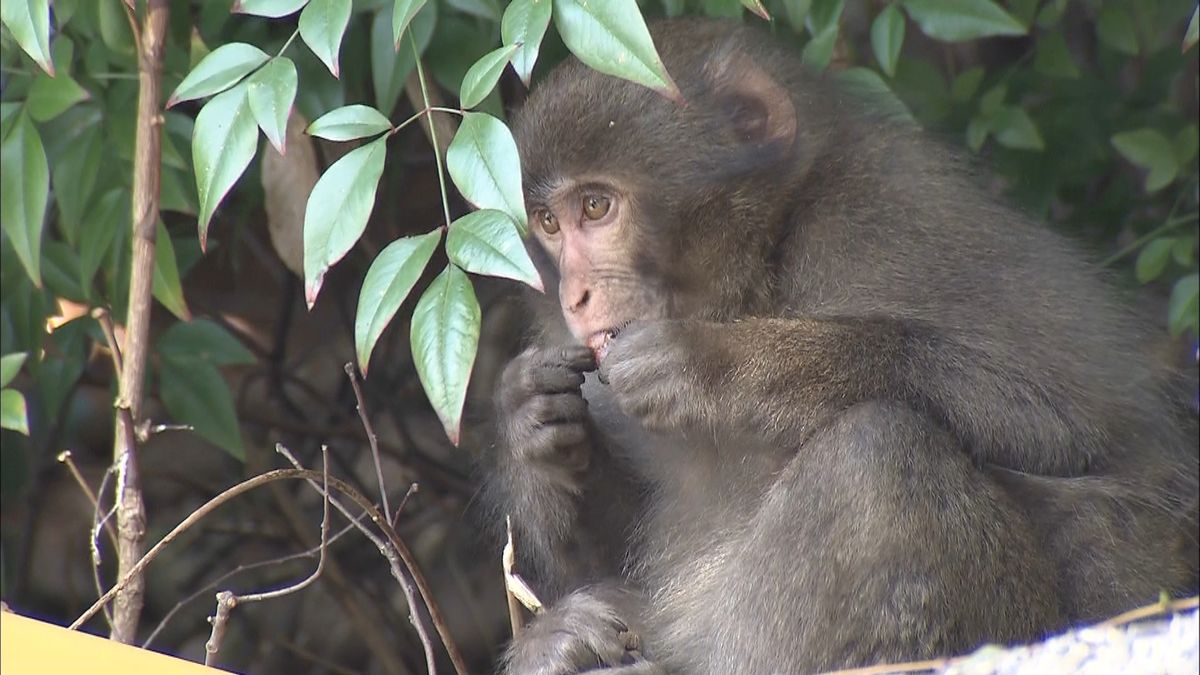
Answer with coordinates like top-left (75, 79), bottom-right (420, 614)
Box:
top-left (344, 363), bottom-right (391, 519)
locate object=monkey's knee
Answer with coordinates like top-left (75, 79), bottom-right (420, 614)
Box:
top-left (802, 401), bottom-right (1064, 642)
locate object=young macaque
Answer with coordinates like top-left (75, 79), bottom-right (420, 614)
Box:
top-left (480, 17), bottom-right (1199, 675)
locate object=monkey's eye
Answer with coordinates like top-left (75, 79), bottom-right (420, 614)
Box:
top-left (537, 210), bottom-right (559, 234)
top-left (582, 195), bottom-right (611, 221)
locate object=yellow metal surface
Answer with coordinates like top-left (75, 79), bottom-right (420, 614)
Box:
top-left (0, 612), bottom-right (227, 674)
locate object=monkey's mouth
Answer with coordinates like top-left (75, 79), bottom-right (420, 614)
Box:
top-left (586, 320), bottom-right (634, 363)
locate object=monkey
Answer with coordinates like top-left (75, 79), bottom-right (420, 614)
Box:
top-left (478, 17), bottom-right (1199, 675)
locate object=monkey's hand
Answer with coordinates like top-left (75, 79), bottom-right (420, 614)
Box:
top-left (598, 320), bottom-right (718, 433)
top-left (496, 345), bottom-right (597, 492)
top-left (502, 589), bottom-right (660, 675)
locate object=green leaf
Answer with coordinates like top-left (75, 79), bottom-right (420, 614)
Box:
top-left (1172, 236), bottom-right (1196, 268)
top-left (1035, 0), bottom-right (1067, 28)
top-left (233, 0), bottom-right (310, 17)
top-left (807, 0), bottom-right (844, 33)
top-left (167, 42), bottom-right (269, 108)
top-left (1033, 31), bottom-right (1079, 79)
top-left (79, 190), bottom-right (128, 290)
top-left (1174, 125), bottom-right (1199, 167)
top-left (300, 0), bottom-right (353, 78)
top-left (1, 0), bottom-right (54, 75)
top-left (159, 359), bottom-right (245, 460)
top-left (838, 68), bottom-right (915, 123)
top-left (42, 241), bottom-right (87, 302)
top-left (447, 209), bottom-right (542, 289)
top-left (306, 104), bottom-right (393, 141)
top-left (460, 44), bottom-right (520, 109)
top-left (1136, 237), bottom-right (1176, 284)
top-left (1185, 7), bottom-right (1199, 52)
top-left (303, 137), bottom-right (388, 307)
top-left (0, 389), bottom-right (29, 435)
top-left (371, 1), bottom-right (436, 116)
top-left (391, 0), bottom-right (429, 47)
top-left (992, 106), bottom-right (1043, 151)
top-left (501, 0), bottom-right (553, 86)
top-left (355, 230), bottom-right (442, 374)
top-left (158, 318), bottom-right (256, 367)
top-left (246, 57), bottom-right (298, 155)
top-left (28, 72), bottom-right (90, 122)
top-left (1, 112), bottom-right (48, 287)
top-left (410, 264), bottom-right (480, 445)
top-left (901, 0), bottom-right (1026, 42)
top-left (950, 66), bottom-right (984, 101)
top-left (979, 83), bottom-right (1006, 115)
top-left (447, 112), bottom-right (526, 233)
top-left (1096, 5), bottom-right (1138, 56)
top-left (0, 353), bottom-right (27, 388)
top-left (446, 0), bottom-right (500, 21)
top-left (741, 0), bottom-right (771, 20)
top-left (802, 25), bottom-right (838, 70)
top-left (1167, 273), bottom-right (1199, 337)
top-left (784, 0), bottom-right (813, 31)
top-left (966, 115), bottom-right (989, 151)
top-left (552, 0), bottom-right (682, 101)
top-left (153, 222), bottom-right (191, 320)
top-left (870, 5), bottom-right (905, 78)
top-left (1111, 129), bottom-right (1180, 193)
top-left (193, 82), bottom-right (259, 250)
top-left (50, 124), bottom-right (102, 238)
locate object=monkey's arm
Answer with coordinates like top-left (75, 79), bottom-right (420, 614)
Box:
top-left (601, 317), bottom-right (1102, 476)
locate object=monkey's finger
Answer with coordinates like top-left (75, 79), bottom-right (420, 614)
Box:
top-left (527, 393), bottom-right (588, 424)
top-left (524, 423), bottom-right (588, 456)
top-left (526, 363), bottom-right (587, 393)
top-left (556, 345), bottom-right (597, 372)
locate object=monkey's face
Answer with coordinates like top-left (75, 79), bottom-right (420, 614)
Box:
top-left (525, 177), bottom-right (668, 358)
top-left (514, 22), bottom-right (803, 355)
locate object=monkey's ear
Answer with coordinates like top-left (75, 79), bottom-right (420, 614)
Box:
top-left (705, 49), bottom-right (797, 152)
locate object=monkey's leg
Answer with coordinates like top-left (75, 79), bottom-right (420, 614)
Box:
top-left (663, 401), bottom-right (1064, 674)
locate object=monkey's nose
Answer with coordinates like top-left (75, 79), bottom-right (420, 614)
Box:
top-left (564, 288), bottom-right (591, 314)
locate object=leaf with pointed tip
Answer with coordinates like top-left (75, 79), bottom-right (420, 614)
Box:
top-left (0, 389), bottom-right (29, 435)
top-left (168, 42), bottom-right (269, 107)
top-left (28, 72), bottom-right (90, 122)
top-left (193, 82), bottom-right (259, 250)
top-left (991, 106), bottom-right (1043, 151)
top-left (1135, 238), bottom-right (1175, 284)
top-left (158, 319), bottom-right (257, 367)
top-left (0, 353), bottom-right (27, 388)
top-left (740, 0), bottom-right (771, 20)
top-left (233, 0), bottom-right (310, 17)
top-left (300, 0), bottom-right (352, 77)
top-left (392, 0), bottom-right (429, 47)
top-left (552, 0), bottom-right (681, 101)
top-left (411, 264), bottom-right (480, 445)
top-left (355, 230), bottom-right (442, 374)
top-left (0, 112), bottom-right (48, 287)
top-left (303, 137), bottom-right (388, 307)
top-left (306, 104), bottom-right (393, 141)
top-left (460, 44), bottom-right (520, 109)
top-left (447, 112), bottom-right (526, 234)
top-left (153, 221), bottom-right (191, 320)
top-left (1185, 7), bottom-right (1199, 53)
top-left (902, 0), bottom-right (1026, 42)
top-left (501, 0), bottom-right (552, 86)
top-left (1167, 273), bottom-right (1198, 337)
top-left (247, 57), bottom-right (298, 154)
top-left (159, 358), bottom-right (245, 460)
top-left (1, 0), bottom-right (54, 75)
top-left (1112, 128), bottom-right (1179, 193)
top-left (447, 209), bottom-right (541, 290)
top-left (870, 4), bottom-right (905, 77)
top-left (372, 1), bottom-right (436, 116)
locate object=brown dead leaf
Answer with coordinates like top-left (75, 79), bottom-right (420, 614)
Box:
top-left (261, 111), bottom-right (319, 277)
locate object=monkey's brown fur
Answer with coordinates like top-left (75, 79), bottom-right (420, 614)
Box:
top-left (481, 18), bottom-right (1199, 675)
